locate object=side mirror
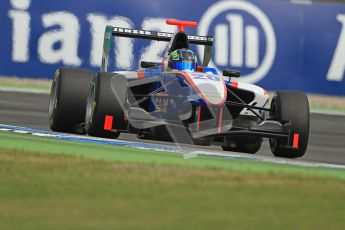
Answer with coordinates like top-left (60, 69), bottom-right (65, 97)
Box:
top-left (223, 69), bottom-right (240, 78)
top-left (140, 61), bottom-right (159, 69)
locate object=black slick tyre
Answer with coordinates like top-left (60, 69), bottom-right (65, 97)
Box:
top-left (49, 68), bottom-right (94, 133)
top-left (269, 91), bottom-right (309, 158)
top-left (85, 73), bottom-right (128, 139)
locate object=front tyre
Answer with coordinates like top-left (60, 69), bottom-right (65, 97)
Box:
top-left (269, 91), bottom-right (309, 158)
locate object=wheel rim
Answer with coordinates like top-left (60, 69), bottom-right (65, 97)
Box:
top-left (85, 83), bottom-right (96, 125)
top-left (48, 79), bottom-right (58, 120)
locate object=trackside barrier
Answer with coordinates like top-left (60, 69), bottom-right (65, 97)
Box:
top-left (0, 0), bottom-right (344, 95)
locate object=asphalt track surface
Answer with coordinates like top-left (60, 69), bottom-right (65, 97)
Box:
top-left (0, 90), bottom-right (344, 165)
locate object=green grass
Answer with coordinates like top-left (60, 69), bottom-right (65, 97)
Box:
top-left (0, 77), bottom-right (50, 92)
top-left (0, 148), bottom-right (345, 230)
top-left (0, 131), bottom-right (345, 229)
top-left (0, 82), bottom-right (49, 91)
top-left (310, 106), bottom-right (345, 113)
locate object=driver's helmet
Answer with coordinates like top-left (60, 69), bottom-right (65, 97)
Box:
top-left (168, 48), bottom-right (197, 72)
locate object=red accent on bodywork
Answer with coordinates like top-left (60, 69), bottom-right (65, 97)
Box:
top-left (166, 19), bottom-right (197, 32)
top-left (161, 61), bottom-right (165, 72)
top-left (197, 106), bottom-right (202, 131)
top-left (137, 71), bottom-right (145, 79)
top-left (292, 133), bottom-right (299, 149)
top-left (196, 66), bottom-right (204, 72)
top-left (217, 108), bottom-right (223, 133)
top-left (176, 72), bottom-right (227, 106)
top-left (231, 82), bottom-right (238, 88)
top-left (104, 115), bottom-right (113, 131)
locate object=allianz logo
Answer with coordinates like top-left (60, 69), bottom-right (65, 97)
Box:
top-left (6, 0), bottom-right (345, 82)
top-left (8, 0), bottom-right (275, 84)
top-left (198, 1), bottom-right (276, 84)
top-left (213, 14), bottom-right (261, 69)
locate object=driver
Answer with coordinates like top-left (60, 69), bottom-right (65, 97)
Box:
top-left (168, 48), bottom-right (197, 72)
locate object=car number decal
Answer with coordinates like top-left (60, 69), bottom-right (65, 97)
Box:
top-left (191, 74), bottom-right (220, 81)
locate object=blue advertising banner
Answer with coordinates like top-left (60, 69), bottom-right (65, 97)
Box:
top-left (0, 0), bottom-right (345, 95)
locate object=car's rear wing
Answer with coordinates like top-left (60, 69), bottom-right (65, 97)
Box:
top-left (111, 27), bottom-right (214, 45)
top-left (101, 25), bottom-right (214, 72)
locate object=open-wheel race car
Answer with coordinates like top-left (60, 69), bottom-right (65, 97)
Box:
top-left (49, 19), bottom-right (310, 158)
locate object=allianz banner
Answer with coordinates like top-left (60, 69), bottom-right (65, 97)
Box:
top-left (1, 0), bottom-right (345, 95)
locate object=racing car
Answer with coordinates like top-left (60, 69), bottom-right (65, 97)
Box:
top-left (48, 19), bottom-right (309, 158)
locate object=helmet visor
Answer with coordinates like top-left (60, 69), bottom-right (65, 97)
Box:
top-left (171, 61), bottom-right (196, 71)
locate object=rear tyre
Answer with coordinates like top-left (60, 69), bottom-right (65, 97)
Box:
top-left (85, 73), bottom-right (128, 138)
top-left (269, 91), bottom-right (309, 158)
top-left (222, 136), bottom-right (262, 154)
top-left (49, 68), bottom-right (94, 133)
